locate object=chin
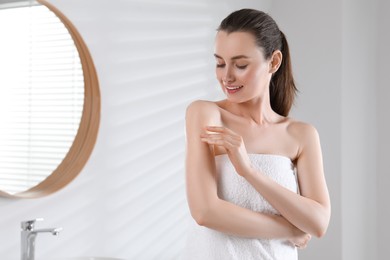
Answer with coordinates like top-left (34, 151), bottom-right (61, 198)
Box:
top-left (225, 96), bottom-right (247, 104)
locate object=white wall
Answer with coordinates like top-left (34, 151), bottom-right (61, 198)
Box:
top-left (1, 0), bottom-right (388, 259)
top-left (377, 0), bottom-right (390, 259)
top-left (341, 1), bottom-right (378, 259)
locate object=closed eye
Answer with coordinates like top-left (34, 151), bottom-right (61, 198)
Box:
top-left (216, 64), bottom-right (225, 68)
top-left (236, 64), bottom-right (248, 69)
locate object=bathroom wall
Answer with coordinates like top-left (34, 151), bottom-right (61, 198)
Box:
top-left (377, 0), bottom-right (390, 258)
top-left (341, 0), bottom-right (378, 259)
top-left (1, 0), bottom-right (387, 259)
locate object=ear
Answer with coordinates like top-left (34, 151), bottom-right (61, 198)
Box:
top-left (269, 50), bottom-right (282, 74)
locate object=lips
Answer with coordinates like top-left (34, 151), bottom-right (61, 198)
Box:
top-left (225, 85), bottom-right (243, 94)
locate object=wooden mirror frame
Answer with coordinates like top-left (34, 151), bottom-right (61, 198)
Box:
top-left (0, 0), bottom-right (101, 198)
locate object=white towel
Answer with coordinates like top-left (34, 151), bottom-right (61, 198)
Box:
top-left (182, 154), bottom-right (298, 260)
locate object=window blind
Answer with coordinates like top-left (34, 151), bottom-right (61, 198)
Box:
top-left (0, 4), bottom-right (84, 194)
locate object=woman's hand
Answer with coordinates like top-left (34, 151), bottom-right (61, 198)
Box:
top-left (289, 231), bottom-right (311, 249)
top-left (200, 126), bottom-right (252, 177)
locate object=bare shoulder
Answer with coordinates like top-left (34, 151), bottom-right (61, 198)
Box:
top-left (185, 100), bottom-right (221, 124)
top-left (186, 100), bottom-right (220, 114)
top-left (286, 118), bottom-right (321, 154)
top-left (286, 119), bottom-right (319, 137)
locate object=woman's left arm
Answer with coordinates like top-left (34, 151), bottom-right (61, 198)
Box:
top-left (201, 124), bottom-right (331, 238)
top-left (247, 124), bottom-right (330, 237)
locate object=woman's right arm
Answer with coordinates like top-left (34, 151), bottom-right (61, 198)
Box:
top-left (185, 100), bottom-right (302, 239)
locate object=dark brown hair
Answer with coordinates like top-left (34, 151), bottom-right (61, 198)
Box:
top-left (218, 9), bottom-right (297, 116)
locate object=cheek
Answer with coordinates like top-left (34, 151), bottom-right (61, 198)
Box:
top-left (242, 69), bottom-right (271, 91)
top-left (247, 66), bottom-right (269, 82)
top-left (240, 69), bottom-right (259, 84)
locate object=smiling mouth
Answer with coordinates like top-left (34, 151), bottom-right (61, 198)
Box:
top-left (225, 85), bottom-right (243, 94)
top-left (226, 85), bottom-right (242, 90)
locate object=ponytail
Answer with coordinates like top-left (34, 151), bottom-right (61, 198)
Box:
top-left (270, 31), bottom-right (297, 116)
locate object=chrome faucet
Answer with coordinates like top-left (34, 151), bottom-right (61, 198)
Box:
top-left (21, 218), bottom-right (62, 260)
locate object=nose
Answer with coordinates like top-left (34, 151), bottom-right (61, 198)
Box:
top-left (222, 65), bottom-right (235, 83)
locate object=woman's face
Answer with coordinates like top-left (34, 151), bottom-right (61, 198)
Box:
top-left (214, 31), bottom-right (273, 103)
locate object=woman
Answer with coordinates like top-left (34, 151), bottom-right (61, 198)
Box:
top-left (183, 9), bottom-right (331, 260)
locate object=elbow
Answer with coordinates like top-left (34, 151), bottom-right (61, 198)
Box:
top-left (312, 209), bottom-right (331, 238)
top-left (192, 212), bottom-right (207, 226)
top-left (190, 200), bottom-right (218, 227)
top-left (191, 207), bottom-right (214, 226)
top-left (313, 224), bottom-right (328, 238)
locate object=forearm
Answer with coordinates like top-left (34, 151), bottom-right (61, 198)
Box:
top-left (245, 170), bottom-right (329, 237)
top-left (193, 197), bottom-right (299, 239)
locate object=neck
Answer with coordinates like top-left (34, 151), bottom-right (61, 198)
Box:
top-left (228, 96), bottom-right (280, 125)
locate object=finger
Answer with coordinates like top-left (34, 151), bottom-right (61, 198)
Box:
top-left (200, 135), bottom-right (223, 142)
top-left (201, 132), bottom-right (242, 146)
top-left (200, 133), bottom-right (223, 143)
top-left (205, 126), bottom-right (225, 132)
top-left (204, 127), bottom-right (243, 148)
top-left (201, 133), bottom-right (236, 142)
top-left (200, 133), bottom-right (237, 147)
top-left (304, 234), bottom-right (311, 244)
top-left (200, 133), bottom-right (223, 138)
top-left (295, 234), bottom-right (311, 249)
top-left (228, 134), bottom-right (243, 146)
top-left (223, 136), bottom-right (240, 150)
top-left (200, 137), bottom-right (226, 146)
top-left (200, 134), bottom-right (229, 144)
top-left (205, 126), bottom-right (238, 136)
top-left (201, 136), bottom-right (236, 149)
top-left (295, 243), bottom-right (305, 249)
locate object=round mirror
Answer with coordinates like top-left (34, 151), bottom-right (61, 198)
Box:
top-left (0, 0), bottom-right (100, 198)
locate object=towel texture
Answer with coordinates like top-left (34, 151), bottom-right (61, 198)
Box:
top-left (182, 154), bottom-right (298, 260)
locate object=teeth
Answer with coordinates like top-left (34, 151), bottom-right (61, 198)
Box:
top-left (226, 85), bottom-right (242, 90)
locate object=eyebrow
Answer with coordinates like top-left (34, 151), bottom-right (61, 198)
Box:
top-left (214, 54), bottom-right (250, 60)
